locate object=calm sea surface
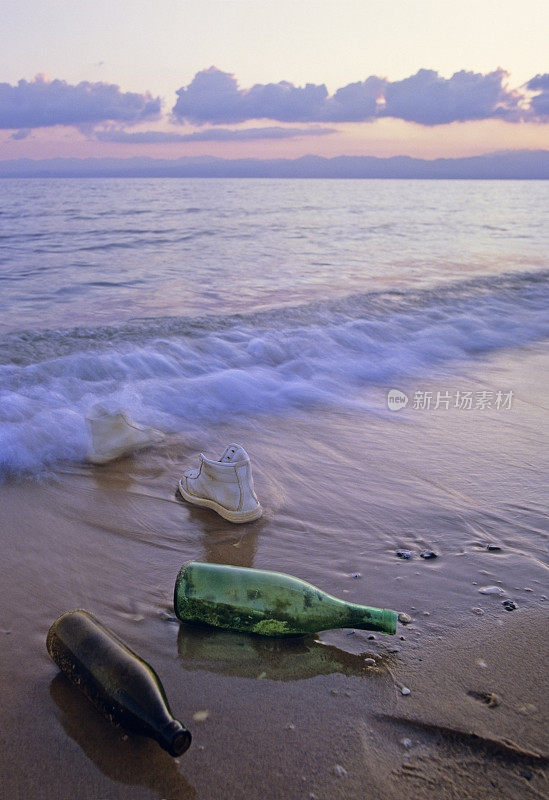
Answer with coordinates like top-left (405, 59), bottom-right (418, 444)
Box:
top-left (0, 178), bottom-right (548, 477)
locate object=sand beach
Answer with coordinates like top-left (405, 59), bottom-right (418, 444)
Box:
top-left (1, 344), bottom-right (547, 800)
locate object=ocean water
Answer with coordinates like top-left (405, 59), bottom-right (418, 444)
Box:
top-left (0, 177), bottom-right (548, 478)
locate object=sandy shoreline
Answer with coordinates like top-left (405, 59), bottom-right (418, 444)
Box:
top-left (0, 346), bottom-right (547, 799)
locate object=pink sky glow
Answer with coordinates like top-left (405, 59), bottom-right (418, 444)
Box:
top-left (0, 2), bottom-right (547, 163)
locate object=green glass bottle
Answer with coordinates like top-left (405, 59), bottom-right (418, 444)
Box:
top-left (174, 561), bottom-right (398, 636)
top-left (47, 610), bottom-right (191, 757)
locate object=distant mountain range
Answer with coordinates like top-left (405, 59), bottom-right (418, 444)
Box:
top-left (1, 150), bottom-right (548, 178)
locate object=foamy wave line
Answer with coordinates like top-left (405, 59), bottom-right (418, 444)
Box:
top-left (1, 268), bottom-right (548, 366)
top-left (0, 269), bottom-right (548, 479)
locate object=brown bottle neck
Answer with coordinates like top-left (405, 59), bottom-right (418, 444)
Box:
top-left (158, 719), bottom-right (192, 757)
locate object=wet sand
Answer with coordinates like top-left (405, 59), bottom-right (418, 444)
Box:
top-left (0, 346), bottom-right (547, 799)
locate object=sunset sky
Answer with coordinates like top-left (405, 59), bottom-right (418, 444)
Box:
top-left (0, 0), bottom-right (548, 161)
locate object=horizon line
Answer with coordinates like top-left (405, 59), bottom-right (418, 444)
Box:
top-left (1, 149), bottom-right (548, 179)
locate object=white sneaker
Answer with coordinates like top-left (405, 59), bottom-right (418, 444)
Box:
top-left (86, 405), bottom-right (165, 464)
top-left (177, 444), bottom-right (263, 523)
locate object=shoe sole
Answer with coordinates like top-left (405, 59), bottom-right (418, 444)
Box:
top-left (177, 480), bottom-right (263, 523)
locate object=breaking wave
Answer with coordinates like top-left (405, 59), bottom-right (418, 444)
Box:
top-left (1, 270), bottom-right (548, 479)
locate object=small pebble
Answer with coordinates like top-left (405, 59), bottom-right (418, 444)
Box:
top-left (471, 607), bottom-right (484, 616)
top-left (350, 572), bottom-right (361, 579)
top-left (193, 710), bottom-right (210, 722)
top-left (486, 544), bottom-right (501, 551)
top-left (396, 549), bottom-right (413, 559)
top-left (334, 764), bottom-right (348, 777)
top-left (197, 745), bottom-right (205, 751)
top-left (400, 738), bottom-right (412, 748)
top-left (364, 658), bottom-right (376, 666)
top-left (398, 612), bottom-right (412, 625)
top-left (479, 586), bottom-right (504, 595)
top-left (475, 659), bottom-right (488, 668)
top-left (330, 689), bottom-right (339, 695)
top-left (368, 634), bottom-right (376, 640)
top-left (400, 686), bottom-right (411, 696)
top-left (423, 611), bottom-right (430, 616)
top-left (420, 550), bottom-right (438, 560)
top-left (400, 635), bottom-right (405, 640)
top-left (389, 646), bottom-right (401, 653)
top-left (524, 587), bottom-right (533, 592)
top-left (285, 723), bottom-right (295, 730)
top-left (502, 599), bottom-right (517, 611)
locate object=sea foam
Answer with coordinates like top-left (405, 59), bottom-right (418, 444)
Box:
top-left (0, 272), bottom-right (547, 479)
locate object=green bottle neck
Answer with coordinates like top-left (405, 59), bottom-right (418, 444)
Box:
top-left (341, 600), bottom-right (398, 635)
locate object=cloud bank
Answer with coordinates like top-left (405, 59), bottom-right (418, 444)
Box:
top-left (173, 67), bottom-right (547, 126)
top-left (173, 68), bottom-right (384, 123)
top-left (94, 125), bottom-right (335, 143)
top-left (0, 75), bottom-right (161, 129)
top-left (1, 69), bottom-right (547, 135)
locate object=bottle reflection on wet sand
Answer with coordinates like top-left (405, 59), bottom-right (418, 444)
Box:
top-left (176, 624), bottom-right (394, 682)
top-left (49, 673), bottom-right (196, 800)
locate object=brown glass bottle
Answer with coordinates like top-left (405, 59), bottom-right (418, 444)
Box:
top-left (47, 610), bottom-right (191, 757)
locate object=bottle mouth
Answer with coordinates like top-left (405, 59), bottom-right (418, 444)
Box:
top-left (160, 720), bottom-right (192, 757)
top-left (383, 609), bottom-right (398, 635)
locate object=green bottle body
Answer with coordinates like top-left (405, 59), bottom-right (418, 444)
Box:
top-left (174, 561), bottom-right (397, 637)
top-left (47, 610), bottom-right (191, 757)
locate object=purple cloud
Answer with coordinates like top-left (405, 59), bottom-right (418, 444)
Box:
top-left (3, 69), bottom-right (547, 135)
top-left (0, 76), bottom-right (161, 130)
top-left (94, 125), bottom-right (335, 143)
top-left (173, 67), bottom-right (547, 126)
top-left (329, 77), bottom-right (386, 121)
top-left (173, 68), bottom-right (244, 124)
top-left (10, 128), bottom-right (32, 140)
top-left (526, 74), bottom-right (549, 118)
top-left (173, 68), bottom-right (383, 124)
top-left (382, 69), bottom-right (519, 125)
